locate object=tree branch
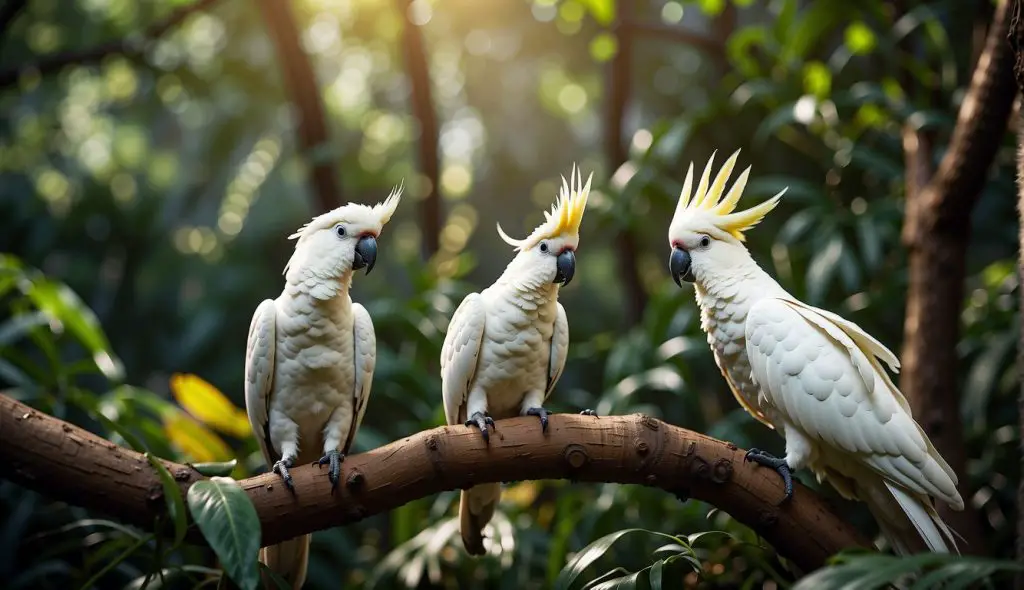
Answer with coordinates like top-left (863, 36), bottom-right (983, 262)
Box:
top-left (0, 0), bottom-right (222, 89)
top-left (622, 21), bottom-right (724, 56)
top-left (899, 0), bottom-right (1016, 554)
top-left (397, 0), bottom-right (441, 260)
top-left (607, 0), bottom-right (648, 327)
top-left (257, 0), bottom-right (341, 213)
top-left (0, 393), bottom-right (870, 572)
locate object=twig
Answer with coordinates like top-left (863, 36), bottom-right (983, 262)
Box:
top-left (0, 0), bottom-right (222, 88)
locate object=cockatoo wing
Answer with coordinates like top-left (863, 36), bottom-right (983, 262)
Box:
top-left (342, 302), bottom-right (376, 453)
top-left (745, 297), bottom-right (963, 509)
top-left (441, 293), bottom-right (486, 425)
top-left (545, 301), bottom-right (569, 400)
top-left (244, 299), bottom-right (277, 463)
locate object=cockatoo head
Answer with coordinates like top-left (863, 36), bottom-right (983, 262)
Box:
top-left (284, 185), bottom-right (402, 285)
top-left (667, 150), bottom-right (785, 286)
top-left (497, 165), bottom-right (592, 287)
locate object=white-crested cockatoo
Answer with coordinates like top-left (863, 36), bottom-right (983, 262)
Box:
top-left (440, 167), bottom-right (596, 555)
top-left (244, 188), bottom-right (401, 588)
top-left (665, 150), bottom-right (963, 555)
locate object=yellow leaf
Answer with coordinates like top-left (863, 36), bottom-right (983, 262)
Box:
top-left (163, 411), bottom-right (233, 463)
top-left (169, 373), bottom-right (251, 438)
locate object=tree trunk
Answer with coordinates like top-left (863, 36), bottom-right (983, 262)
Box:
top-left (900, 0), bottom-right (1016, 555)
top-left (1009, 0), bottom-right (1024, 583)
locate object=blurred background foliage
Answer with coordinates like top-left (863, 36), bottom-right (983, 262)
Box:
top-left (0, 0), bottom-right (1020, 587)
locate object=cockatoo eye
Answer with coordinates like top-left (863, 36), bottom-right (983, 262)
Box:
top-left (335, 225), bottom-right (346, 238)
top-left (539, 242), bottom-right (549, 253)
top-left (698, 235), bottom-right (711, 249)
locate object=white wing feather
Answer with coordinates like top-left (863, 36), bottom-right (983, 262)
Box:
top-left (440, 293), bottom-right (486, 426)
top-left (344, 302), bottom-right (376, 453)
top-left (545, 302), bottom-right (569, 399)
top-left (244, 299), bottom-right (277, 462)
top-left (745, 297), bottom-right (963, 509)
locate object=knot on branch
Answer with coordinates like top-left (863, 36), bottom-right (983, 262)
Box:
top-left (563, 444), bottom-right (589, 470)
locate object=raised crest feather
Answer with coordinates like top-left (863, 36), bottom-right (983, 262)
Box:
top-left (671, 149), bottom-right (785, 242)
top-left (497, 164), bottom-right (593, 250)
top-left (287, 183), bottom-right (404, 243)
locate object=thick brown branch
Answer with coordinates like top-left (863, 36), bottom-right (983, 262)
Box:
top-left (607, 1), bottom-right (647, 327)
top-left (0, 394), bottom-right (869, 572)
top-left (398, 0), bottom-right (441, 260)
top-left (257, 0), bottom-right (341, 213)
top-left (0, 0), bottom-right (222, 89)
top-left (900, 0), bottom-right (1016, 554)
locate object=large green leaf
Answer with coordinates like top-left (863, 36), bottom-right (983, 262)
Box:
top-left (187, 478), bottom-right (261, 590)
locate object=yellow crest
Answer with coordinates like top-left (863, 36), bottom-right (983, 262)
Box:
top-left (497, 164), bottom-right (593, 250)
top-left (673, 149), bottom-right (785, 242)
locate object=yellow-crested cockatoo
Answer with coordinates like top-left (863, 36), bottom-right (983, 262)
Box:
top-left (440, 167), bottom-right (597, 555)
top-left (244, 188), bottom-right (401, 588)
top-left (665, 150), bottom-right (963, 555)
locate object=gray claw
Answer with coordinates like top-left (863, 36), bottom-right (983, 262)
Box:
top-left (744, 448), bottom-right (794, 502)
top-left (465, 411), bottom-right (495, 442)
top-left (315, 450), bottom-right (344, 493)
top-left (580, 409), bottom-right (598, 417)
top-left (525, 407), bottom-right (550, 432)
top-left (272, 457), bottom-right (296, 492)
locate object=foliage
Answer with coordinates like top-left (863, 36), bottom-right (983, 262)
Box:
top-left (0, 0), bottom-right (1018, 588)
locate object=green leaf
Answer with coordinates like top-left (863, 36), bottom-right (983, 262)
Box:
top-left (22, 278), bottom-right (124, 380)
top-left (802, 62), bottom-right (831, 98)
top-left (590, 571), bottom-right (641, 590)
top-left (192, 459), bottom-right (239, 477)
top-left (554, 529), bottom-right (649, 590)
top-left (0, 312), bottom-right (49, 348)
top-left (855, 216), bottom-right (882, 270)
top-left (258, 563), bottom-right (292, 590)
top-left (187, 478), bottom-right (261, 590)
top-left (649, 560), bottom-right (664, 590)
top-left (145, 453), bottom-right (188, 547)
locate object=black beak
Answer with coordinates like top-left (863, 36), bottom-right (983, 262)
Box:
top-left (353, 235), bottom-right (378, 274)
top-left (554, 249), bottom-right (576, 286)
top-left (670, 247), bottom-right (694, 286)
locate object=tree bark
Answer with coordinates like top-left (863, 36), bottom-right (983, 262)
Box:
top-left (899, 0), bottom-right (1016, 555)
top-left (1008, 1), bottom-right (1024, 583)
top-left (397, 0), bottom-right (441, 260)
top-left (257, 0), bottom-right (341, 214)
top-left (0, 393), bottom-right (869, 572)
top-left (0, 0), bottom-right (223, 88)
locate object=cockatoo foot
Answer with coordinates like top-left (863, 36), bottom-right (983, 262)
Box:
top-left (525, 406), bottom-right (550, 432)
top-left (465, 411), bottom-right (495, 442)
top-left (272, 456), bottom-right (296, 492)
top-left (314, 450), bottom-right (344, 493)
top-left (580, 409), bottom-right (598, 416)
top-left (744, 448), bottom-right (793, 502)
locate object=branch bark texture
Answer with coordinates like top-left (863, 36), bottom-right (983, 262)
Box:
top-left (899, 0), bottom-right (1015, 554)
top-left (0, 394), bottom-right (869, 573)
top-left (0, 0), bottom-right (222, 88)
top-left (257, 0), bottom-right (341, 213)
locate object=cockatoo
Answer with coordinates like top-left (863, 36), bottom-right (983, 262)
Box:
top-left (440, 166), bottom-right (596, 555)
top-left (665, 150), bottom-right (963, 555)
top-left (244, 188), bottom-right (401, 588)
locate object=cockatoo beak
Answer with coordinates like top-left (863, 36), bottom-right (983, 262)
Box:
top-left (670, 246), bottom-right (694, 286)
top-left (554, 249), bottom-right (576, 286)
top-left (353, 235), bottom-right (378, 274)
